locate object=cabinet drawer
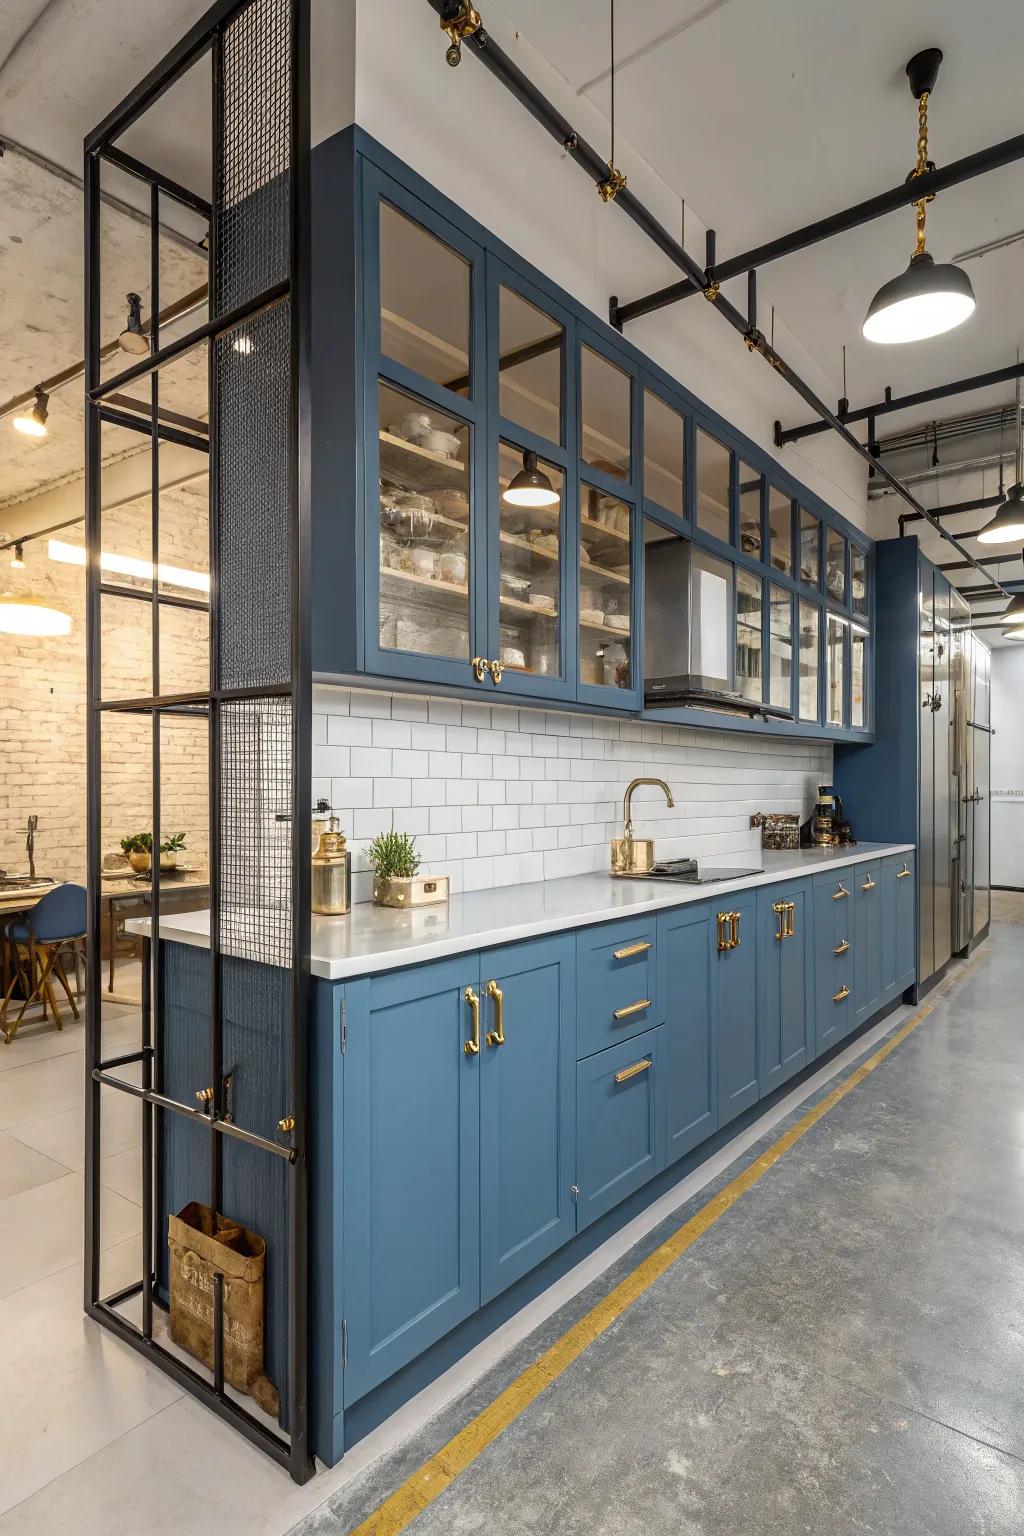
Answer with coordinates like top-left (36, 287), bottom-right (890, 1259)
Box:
top-left (576, 1027), bottom-right (664, 1230)
top-left (576, 919), bottom-right (657, 1059)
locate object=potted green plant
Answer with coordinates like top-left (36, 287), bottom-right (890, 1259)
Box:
top-left (366, 829), bottom-right (448, 908)
top-left (120, 831), bottom-right (186, 875)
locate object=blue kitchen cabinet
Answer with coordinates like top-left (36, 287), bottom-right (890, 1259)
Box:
top-left (854, 859), bottom-right (883, 1025)
top-left (658, 904), bottom-right (716, 1162)
top-left (881, 852), bottom-right (916, 998)
top-left (576, 916), bottom-right (658, 1058)
top-left (479, 936), bottom-right (576, 1304)
top-left (812, 872), bottom-right (854, 1053)
top-left (342, 957), bottom-right (482, 1404)
top-left (757, 879), bottom-right (812, 1093)
top-left (576, 1027), bottom-right (665, 1229)
top-left (714, 890), bottom-right (759, 1127)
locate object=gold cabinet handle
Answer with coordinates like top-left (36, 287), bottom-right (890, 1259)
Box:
top-left (472, 656), bottom-right (488, 683)
top-left (833, 885), bottom-right (849, 900)
top-left (614, 1057), bottom-right (652, 1084)
top-left (862, 876), bottom-right (876, 891)
top-left (786, 901), bottom-right (795, 938)
top-left (833, 939), bottom-right (850, 956)
top-left (464, 986), bottom-right (481, 1055)
top-left (278, 1115), bottom-right (296, 1134)
top-left (485, 978), bottom-right (505, 1046)
top-left (613, 940), bottom-right (652, 960)
top-left (717, 911), bottom-right (741, 952)
top-left (488, 659), bottom-right (504, 686)
top-left (613, 998), bottom-right (651, 1020)
top-left (195, 1085), bottom-right (214, 1107)
top-left (772, 900), bottom-right (788, 941)
top-left (896, 865), bottom-right (912, 879)
top-left (731, 912), bottom-right (741, 948)
top-left (833, 984), bottom-right (851, 1003)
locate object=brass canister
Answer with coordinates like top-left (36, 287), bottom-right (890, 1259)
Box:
top-left (311, 822), bottom-right (352, 915)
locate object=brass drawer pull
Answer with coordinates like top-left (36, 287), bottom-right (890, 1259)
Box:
top-left (833, 939), bottom-right (850, 956)
top-left (862, 876), bottom-right (877, 891)
top-left (472, 656), bottom-right (488, 684)
top-left (772, 901), bottom-right (795, 940)
top-left (485, 979), bottom-right (505, 1046)
top-left (833, 984), bottom-right (851, 1003)
top-left (613, 998), bottom-right (651, 1020)
top-left (464, 986), bottom-right (481, 1055)
top-left (613, 940), bottom-right (651, 960)
top-left (717, 911), bottom-right (741, 951)
top-left (833, 885), bottom-right (849, 900)
top-left (488, 658), bottom-right (504, 686)
top-left (896, 865), bottom-right (912, 879)
top-left (614, 1057), bottom-right (652, 1084)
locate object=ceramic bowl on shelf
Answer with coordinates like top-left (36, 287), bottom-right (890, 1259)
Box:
top-left (606, 614), bottom-right (630, 632)
top-left (412, 427), bottom-right (460, 458)
top-left (438, 488), bottom-right (469, 521)
top-left (391, 411), bottom-right (432, 440)
top-left (439, 552), bottom-right (467, 584)
top-left (528, 592), bottom-right (556, 613)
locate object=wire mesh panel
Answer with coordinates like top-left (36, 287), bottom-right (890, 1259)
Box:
top-left (214, 0), bottom-right (291, 317)
top-left (219, 696), bottom-right (293, 965)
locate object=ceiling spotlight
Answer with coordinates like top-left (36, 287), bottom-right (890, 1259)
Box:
top-left (0, 595), bottom-right (71, 637)
top-left (10, 543), bottom-right (25, 570)
top-left (502, 449), bottom-right (560, 508)
top-left (862, 50), bottom-right (975, 345)
top-left (118, 292), bottom-right (150, 355)
top-left (12, 386), bottom-right (49, 437)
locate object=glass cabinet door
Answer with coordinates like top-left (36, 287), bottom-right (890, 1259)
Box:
top-left (798, 601), bottom-right (819, 721)
top-left (851, 544), bottom-right (868, 618)
top-left (379, 201), bottom-right (472, 393)
top-left (827, 614), bottom-right (846, 725)
top-left (851, 626), bottom-right (867, 728)
top-left (581, 345), bottom-right (631, 481)
top-left (799, 509), bottom-right (820, 588)
top-left (496, 440), bottom-right (563, 680)
top-left (826, 528), bottom-right (847, 604)
top-left (767, 486), bottom-right (793, 575)
top-left (696, 429), bottom-right (731, 544)
top-left (735, 569), bottom-right (763, 703)
top-left (579, 485), bottom-right (632, 691)
top-left (378, 382), bottom-right (473, 662)
top-left (498, 286), bottom-right (563, 442)
top-left (642, 390), bottom-right (684, 518)
top-left (737, 462), bottom-right (762, 558)
top-left (768, 583), bottom-right (793, 713)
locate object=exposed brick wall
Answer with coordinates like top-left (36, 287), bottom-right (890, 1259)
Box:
top-left (0, 482), bottom-right (209, 883)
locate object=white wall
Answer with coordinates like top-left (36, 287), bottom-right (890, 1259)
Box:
top-left (315, 0), bottom-right (870, 531)
top-left (991, 646), bottom-right (1024, 889)
top-left (313, 683), bottom-right (830, 904)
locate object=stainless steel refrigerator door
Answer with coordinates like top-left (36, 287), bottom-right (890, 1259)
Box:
top-left (950, 628), bottom-right (971, 954)
top-left (973, 724), bottom-right (991, 937)
top-left (918, 570), bottom-right (936, 983)
top-left (932, 581), bottom-right (953, 972)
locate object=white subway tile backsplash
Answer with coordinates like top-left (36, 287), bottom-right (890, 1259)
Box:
top-left (314, 685), bottom-right (830, 904)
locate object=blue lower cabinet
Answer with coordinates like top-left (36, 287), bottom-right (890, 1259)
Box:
top-left (713, 891), bottom-right (759, 1127)
top-left (576, 918), bottom-right (658, 1058)
top-left (854, 860), bottom-right (883, 1025)
top-left (812, 874), bottom-right (854, 1053)
top-left (881, 853), bottom-right (916, 996)
top-left (757, 881), bottom-right (812, 1093)
top-left (479, 936), bottom-right (576, 1305)
top-left (576, 1027), bottom-right (665, 1230)
top-left (342, 958), bottom-right (481, 1404)
top-left (658, 905), bottom-right (715, 1162)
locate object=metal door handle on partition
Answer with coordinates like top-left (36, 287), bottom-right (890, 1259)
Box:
top-left (485, 979), bottom-right (505, 1046)
top-left (464, 986), bottom-right (481, 1055)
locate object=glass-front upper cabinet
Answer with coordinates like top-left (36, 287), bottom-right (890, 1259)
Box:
top-left (798, 601), bottom-right (820, 721)
top-left (799, 509), bottom-right (820, 589)
top-left (696, 429), bottom-right (731, 545)
top-left (850, 543), bottom-right (868, 619)
top-left (826, 528), bottom-right (847, 605)
top-left (379, 200), bottom-right (472, 394)
top-left (642, 390), bottom-right (684, 518)
top-left (736, 570), bottom-right (763, 704)
top-left (767, 486), bottom-right (793, 576)
top-left (768, 584), bottom-right (793, 714)
top-left (827, 614), bottom-right (846, 726)
top-left (579, 483), bottom-right (633, 693)
top-left (496, 440), bottom-right (563, 682)
top-left (851, 624), bottom-right (867, 728)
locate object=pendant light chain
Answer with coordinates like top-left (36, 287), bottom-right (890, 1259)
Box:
top-left (598, 0), bottom-right (627, 201)
top-left (911, 91), bottom-right (932, 256)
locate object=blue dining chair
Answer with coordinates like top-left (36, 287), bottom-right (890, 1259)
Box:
top-left (1, 883), bottom-right (87, 1044)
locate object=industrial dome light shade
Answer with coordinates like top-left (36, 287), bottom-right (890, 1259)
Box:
top-left (862, 252), bottom-right (976, 345)
top-left (1001, 589), bottom-right (1024, 622)
top-left (1003, 622), bottom-right (1024, 641)
top-left (12, 386), bottom-right (49, 437)
top-left (117, 292), bottom-right (149, 355)
top-left (502, 449), bottom-right (559, 508)
top-left (0, 595), bottom-right (71, 637)
top-left (976, 484), bottom-right (1024, 545)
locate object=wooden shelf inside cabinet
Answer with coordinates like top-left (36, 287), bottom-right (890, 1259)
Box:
top-left (380, 566), bottom-right (559, 623)
top-left (580, 618), bottom-right (631, 640)
top-left (379, 431), bottom-right (467, 493)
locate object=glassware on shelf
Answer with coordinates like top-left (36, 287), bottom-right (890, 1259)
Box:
top-left (798, 600), bottom-right (819, 721)
top-left (736, 569), bottom-right (763, 703)
top-left (580, 485), bottom-right (632, 689)
top-left (769, 583), bottom-right (793, 711)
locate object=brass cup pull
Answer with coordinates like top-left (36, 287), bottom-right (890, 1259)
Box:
top-left (278, 1115), bottom-right (296, 1134)
top-left (613, 940), bottom-right (652, 960)
top-left (488, 659), bottom-right (504, 686)
top-left (833, 985), bottom-right (851, 1003)
top-left (195, 1085), bottom-right (214, 1106)
top-left (472, 656), bottom-right (488, 684)
top-left (833, 885), bottom-right (849, 900)
top-left (862, 877), bottom-right (876, 891)
top-left (613, 998), bottom-right (651, 1020)
top-left (614, 1057), bottom-right (652, 1084)
top-left (485, 979), bottom-right (505, 1046)
top-left (464, 986), bottom-right (481, 1055)
top-left (896, 866), bottom-right (912, 879)
top-left (833, 939), bottom-right (850, 956)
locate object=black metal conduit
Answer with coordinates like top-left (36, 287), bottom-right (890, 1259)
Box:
top-left (896, 493), bottom-right (1004, 536)
top-left (779, 361), bottom-right (1024, 447)
top-left (426, 1), bottom-right (1013, 600)
top-left (613, 135), bottom-right (1024, 328)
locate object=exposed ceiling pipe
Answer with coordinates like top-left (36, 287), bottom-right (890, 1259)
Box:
top-left (426, 0), bottom-right (1013, 602)
top-left (778, 360), bottom-right (1024, 447)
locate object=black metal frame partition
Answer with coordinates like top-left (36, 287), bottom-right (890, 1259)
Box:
top-left (83, 0), bottom-right (313, 1482)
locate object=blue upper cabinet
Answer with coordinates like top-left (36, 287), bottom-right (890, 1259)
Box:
top-left (311, 130), bottom-right (873, 735)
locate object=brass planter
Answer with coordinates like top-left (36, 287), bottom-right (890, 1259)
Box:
top-left (373, 875), bottom-right (450, 908)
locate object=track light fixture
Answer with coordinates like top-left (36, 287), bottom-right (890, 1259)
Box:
top-left (12, 386), bottom-right (49, 437)
top-left (117, 292), bottom-right (150, 355)
top-left (502, 449), bottom-right (560, 508)
top-left (862, 50), bottom-right (976, 345)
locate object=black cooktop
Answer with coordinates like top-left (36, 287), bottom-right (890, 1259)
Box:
top-left (617, 859), bottom-right (764, 885)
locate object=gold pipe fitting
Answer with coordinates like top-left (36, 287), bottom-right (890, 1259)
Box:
top-left (441, 3), bottom-right (481, 67)
top-left (598, 166), bottom-right (627, 203)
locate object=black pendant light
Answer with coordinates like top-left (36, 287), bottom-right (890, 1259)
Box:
top-left (12, 385), bottom-right (49, 438)
top-left (979, 371), bottom-right (1024, 544)
top-left (503, 449), bottom-right (559, 508)
top-left (117, 292), bottom-right (149, 355)
top-left (863, 50), bottom-right (976, 345)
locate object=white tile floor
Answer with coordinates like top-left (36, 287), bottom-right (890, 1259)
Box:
top-left (0, 950), bottom-right (950, 1535)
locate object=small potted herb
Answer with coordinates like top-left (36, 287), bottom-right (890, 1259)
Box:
top-left (120, 831), bottom-right (186, 875)
top-left (366, 829), bottom-right (448, 908)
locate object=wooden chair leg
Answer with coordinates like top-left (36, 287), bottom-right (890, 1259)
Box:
top-left (9, 946), bottom-right (58, 1039)
top-left (52, 951), bottom-right (80, 1021)
top-left (42, 968), bottom-right (64, 1032)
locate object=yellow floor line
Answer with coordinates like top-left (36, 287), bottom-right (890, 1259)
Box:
top-left (346, 958), bottom-right (978, 1536)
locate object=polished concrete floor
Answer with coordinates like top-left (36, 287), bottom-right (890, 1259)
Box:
top-left (1, 905), bottom-right (1022, 1534)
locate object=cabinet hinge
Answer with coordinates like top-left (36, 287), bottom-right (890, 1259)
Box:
top-left (570, 1184), bottom-right (579, 1202)
top-left (340, 997), bottom-right (348, 1054)
top-left (341, 1318), bottom-right (348, 1367)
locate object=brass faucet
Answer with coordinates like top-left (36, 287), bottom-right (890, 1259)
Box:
top-left (611, 778), bottom-right (676, 876)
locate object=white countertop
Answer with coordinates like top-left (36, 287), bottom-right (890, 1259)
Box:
top-left (127, 843), bottom-right (913, 982)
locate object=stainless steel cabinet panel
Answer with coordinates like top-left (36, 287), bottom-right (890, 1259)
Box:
top-left (932, 579), bottom-right (952, 972)
top-left (918, 570), bottom-right (935, 982)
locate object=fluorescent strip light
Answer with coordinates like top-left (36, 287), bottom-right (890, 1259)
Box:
top-left (47, 538), bottom-right (210, 594)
